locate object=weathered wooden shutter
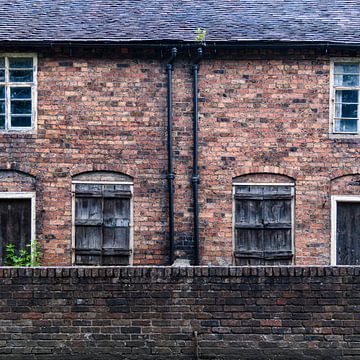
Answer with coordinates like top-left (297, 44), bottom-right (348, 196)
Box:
top-left (234, 185), bottom-right (293, 265)
top-left (74, 184), bottom-right (131, 265)
top-left (336, 202), bottom-right (360, 265)
top-left (0, 199), bottom-right (31, 265)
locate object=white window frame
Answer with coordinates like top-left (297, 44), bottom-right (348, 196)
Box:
top-left (232, 183), bottom-right (295, 265)
top-left (0, 192), bottom-right (36, 262)
top-left (329, 58), bottom-right (360, 137)
top-left (330, 195), bottom-right (360, 265)
top-left (0, 53), bottom-right (37, 132)
top-left (71, 180), bottom-right (134, 265)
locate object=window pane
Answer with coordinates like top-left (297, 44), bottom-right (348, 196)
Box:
top-left (0, 58), bottom-right (4, 68)
top-left (9, 58), bottom-right (33, 69)
top-left (335, 90), bottom-right (358, 103)
top-left (0, 70), bottom-right (4, 82)
top-left (11, 116), bottom-right (31, 127)
top-left (334, 119), bottom-right (358, 133)
top-left (0, 86), bottom-right (4, 99)
top-left (9, 70), bottom-right (33, 82)
top-left (10, 87), bottom-right (31, 99)
top-left (11, 100), bottom-right (31, 114)
top-left (335, 103), bottom-right (358, 118)
top-left (335, 74), bottom-right (359, 86)
top-left (0, 101), bottom-right (5, 114)
top-left (0, 116), bottom-right (4, 129)
top-left (335, 63), bottom-right (359, 74)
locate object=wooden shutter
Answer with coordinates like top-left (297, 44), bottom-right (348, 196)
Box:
top-left (74, 184), bottom-right (131, 265)
top-left (234, 185), bottom-right (293, 265)
top-left (0, 199), bottom-right (31, 265)
top-left (75, 196), bottom-right (103, 265)
top-left (336, 202), bottom-right (360, 265)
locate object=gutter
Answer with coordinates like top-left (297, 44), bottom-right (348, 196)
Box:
top-left (166, 48), bottom-right (177, 265)
top-left (2, 40), bottom-right (360, 50)
top-left (192, 47), bottom-right (203, 266)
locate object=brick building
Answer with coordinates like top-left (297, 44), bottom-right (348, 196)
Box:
top-left (1, 0), bottom-right (360, 267)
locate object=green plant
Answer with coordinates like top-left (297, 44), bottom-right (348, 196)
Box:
top-left (4, 240), bottom-right (41, 267)
top-left (195, 27), bottom-right (207, 43)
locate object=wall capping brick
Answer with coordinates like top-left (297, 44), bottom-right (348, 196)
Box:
top-left (0, 265), bottom-right (358, 278)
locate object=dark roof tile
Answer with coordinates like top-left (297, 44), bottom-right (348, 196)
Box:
top-left (0, 0), bottom-right (359, 43)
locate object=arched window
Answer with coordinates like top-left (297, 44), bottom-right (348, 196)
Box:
top-left (233, 173), bottom-right (295, 265)
top-left (72, 171), bottom-right (133, 265)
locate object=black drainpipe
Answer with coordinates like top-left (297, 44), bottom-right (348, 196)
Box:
top-left (166, 47), bottom-right (177, 265)
top-left (192, 47), bottom-right (203, 266)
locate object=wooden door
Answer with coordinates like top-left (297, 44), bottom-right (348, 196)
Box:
top-left (336, 202), bottom-right (360, 265)
top-left (0, 199), bottom-right (31, 265)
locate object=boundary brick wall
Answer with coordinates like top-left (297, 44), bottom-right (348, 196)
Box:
top-left (0, 266), bottom-right (359, 359)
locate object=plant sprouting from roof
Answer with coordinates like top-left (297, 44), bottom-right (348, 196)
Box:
top-left (195, 27), bottom-right (207, 44)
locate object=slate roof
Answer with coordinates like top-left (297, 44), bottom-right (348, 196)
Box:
top-left (1, 0), bottom-right (360, 44)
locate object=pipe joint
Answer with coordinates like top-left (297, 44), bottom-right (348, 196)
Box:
top-left (167, 174), bottom-right (175, 180)
top-left (193, 47), bottom-right (203, 65)
top-left (192, 176), bottom-right (200, 184)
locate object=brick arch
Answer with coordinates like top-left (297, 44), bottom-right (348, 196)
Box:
top-left (70, 164), bottom-right (135, 179)
top-left (330, 171), bottom-right (360, 181)
top-left (0, 162), bottom-right (36, 178)
top-left (232, 166), bottom-right (297, 181)
top-left (72, 170), bottom-right (133, 183)
top-left (330, 173), bottom-right (360, 196)
top-left (0, 169), bottom-right (36, 192)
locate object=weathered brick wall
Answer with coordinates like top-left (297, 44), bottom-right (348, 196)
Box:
top-left (0, 266), bottom-right (359, 359)
top-left (0, 47), bottom-right (360, 265)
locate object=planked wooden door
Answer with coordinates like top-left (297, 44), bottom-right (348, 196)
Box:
top-left (0, 199), bottom-right (31, 265)
top-left (336, 202), bottom-right (360, 265)
top-left (234, 185), bottom-right (293, 265)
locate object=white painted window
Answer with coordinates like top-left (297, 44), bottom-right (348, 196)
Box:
top-left (0, 54), bottom-right (37, 131)
top-left (330, 60), bottom-right (360, 134)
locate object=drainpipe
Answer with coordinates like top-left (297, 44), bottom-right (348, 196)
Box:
top-left (166, 47), bottom-right (177, 265)
top-left (192, 47), bottom-right (203, 266)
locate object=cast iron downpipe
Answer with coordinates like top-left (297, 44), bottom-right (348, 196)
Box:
top-left (192, 47), bottom-right (203, 266)
top-left (166, 47), bottom-right (177, 265)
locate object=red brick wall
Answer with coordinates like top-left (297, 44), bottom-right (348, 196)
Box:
top-left (0, 47), bottom-right (359, 265)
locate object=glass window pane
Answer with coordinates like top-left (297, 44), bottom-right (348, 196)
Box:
top-left (0, 70), bottom-right (4, 82)
top-left (334, 119), bottom-right (358, 133)
top-left (335, 63), bottom-right (359, 74)
top-left (0, 58), bottom-right (4, 68)
top-left (335, 103), bottom-right (358, 118)
top-left (335, 90), bottom-right (358, 103)
top-left (9, 58), bottom-right (33, 69)
top-left (0, 101), bottom-right (5, 114)
top-left (11, 116), bottom-right (31, 127)
top-left (0, 86), bottom-right (5, 99)
top-left (11, 100), bottom-right (32, 114)
top-left (9, 70), bottom-right (33, 82)
top-left (343, 104), bottom-right (358, 118)
top-left (10, 87), bottom-right (31, 99)
top-left (0, 115), bottom-right (4, 129)
top-left (335, 74), bottom-right (359, 86)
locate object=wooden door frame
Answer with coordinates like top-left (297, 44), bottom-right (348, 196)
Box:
top-left (331, 195), bottom-right (360, 265)
top-left (0, 192), bottom-right (36, 262)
